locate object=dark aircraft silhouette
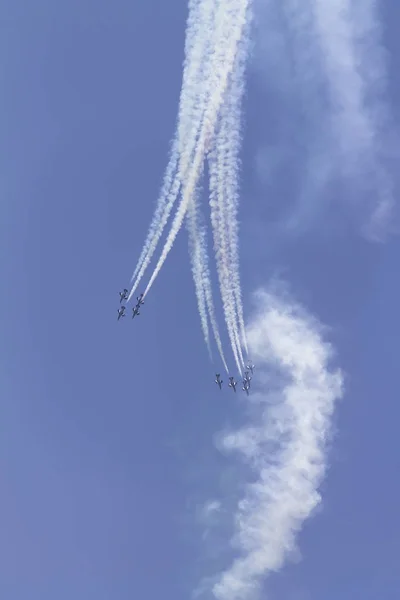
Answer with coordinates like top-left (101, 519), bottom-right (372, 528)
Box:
top-left (242, 380), bottom-right (250, 396)
top-left (118, 306), bottom-right (126, 320)
top-left (215, 373), bottom-right (223, 389)
top-left (136, 293), bottom-right (144, 306)
top-left (228, 376), bottom-right (237, 392)
top-left (119, 288), bottom-right (128, 303)
top-left (243, 371), bottom-right (252, 387)
top-left (246, 362), bottom-right (255, 375)
top-left (132, 305), bottom-right (140, 319)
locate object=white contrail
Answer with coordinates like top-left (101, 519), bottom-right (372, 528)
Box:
top-left (187, 195), bottom-right (212, 357)
top-left (187, 193), bottom-right (229, 372)
top-left (204, 271), bottom-right (230, 375)
top-left (208, 148), bottom-right (244, 375)
top-left (201, 289), bottom-right (343, 600)
top-left (128, 0), bottom-right (217, 302)
top-left (208, 33), bottom-right (250, 371)
top-left (127, 0), bottom-right (252, 372)
top-left (143, 2), bottom-right (250, 300)
top-left (178, 0), bottom-right (217, 171)
top-left (217, 34), bottom-right (249, 357)
top-left (155, 0), bottom-right (252, 373)
top-left (127, 143), bottom-right (182, 303)
top-left (129, 143), bottom-right (180, 291)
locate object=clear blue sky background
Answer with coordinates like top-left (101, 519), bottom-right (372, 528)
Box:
top-left (2, 1), bottom-right (400, 598)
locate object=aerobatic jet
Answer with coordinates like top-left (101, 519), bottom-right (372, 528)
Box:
top-left (215, 373), bottom-right (223, 389)
top-left (136, 293), bottom-right (144, 306)
top-left (132, 305), bottom-right (140, 319)
top-left (119, 288), bottom-right (128, 303)
top-left (243, 371), bottom-right (252, 387)
top-left (246, 362), bottom-right (255, 375)
top-left (242, 382), bottom-right (250, 396)
top-left (117, 306), bottom-right (126, 320)
top-left (228, 376), bottom-right (237, 392)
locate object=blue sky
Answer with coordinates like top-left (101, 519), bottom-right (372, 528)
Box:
top-left (2, 1), bottom-right (400, 599)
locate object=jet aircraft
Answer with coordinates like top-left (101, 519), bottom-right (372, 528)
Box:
top-left (215, 373), bottom-right (223, 389)
top-left (136, 293), bottom-right (144, 305)
top-left (132, 305), bottom-right (140, 319)
top-left (119, 288), bottom-right (128, 303)
top-left (118, 306), bottom-right (126, 320)
top-left (228, 376), bottom-right (237, 392)
top-left (242, 382), bottom-right (250, 396)
top-left (246, 362), bottom-right (255, 375)
top-left (243, 371), bottom-right (252, 387)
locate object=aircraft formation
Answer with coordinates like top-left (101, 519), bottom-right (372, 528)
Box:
top-left (117, 289), bottom-right (144, 321)
top-left (118, 287), bottom-right (254, 393)
top-left (215, 362), bottom-right (255, 396)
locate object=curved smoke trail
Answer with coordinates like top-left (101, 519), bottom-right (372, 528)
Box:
top-left (128, 0), bottom-right (216, 302)
top-left (143, 4), bottom-right (250, 375)
top-left (128, 0), bottom-right (252, 372)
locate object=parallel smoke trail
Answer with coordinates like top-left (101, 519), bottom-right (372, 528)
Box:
top-left (187, 193), bottom-right (229, 372)
top-left (203, 268), bottom-right (230, 375)
top-left (205, 7), bottom-right (250, 373)
top-left (208, 147), bottom-right (243, 374)
top-left (128, 146), bottom-right (179, 292)
top-left (216, 33), bottom-right (249, 357)
top-left (187, 194), bottom-right (212, 357)
top-left (127, 0), bottom-right (252, 372)
top-left (178, 0), bottom-right (216, 170)
top-left (209, 70), bottom-right (248, 372)
top-left (128, 166), bottom-right (181, 302)
top-left (180, 0), bottom-right (228, 367)
top-left (143, 1), bottom-right (250, 340)
top-left (128, 0), bottom-right (216, 302)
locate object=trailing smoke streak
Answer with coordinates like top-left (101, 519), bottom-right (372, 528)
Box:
top-left (187, 193), bottom-right (229, 373)
top-left (128, 0), bottom-right (218, 303)
top-left (180, 0), bottom-right (250, 373)
top-left (216, 33), bottom-right (249, 356)
top-left (208, 148), bottom-right (244, 374)
top-left (187, 195), bottom-right (212, 357)
top-left (127, 0), bottom-right (252, 372)
top-left (128, 147), bottom-right (179, 292)
top-left (203, 266), bottom-right (230, 375)
top-left (143, 3), bottom-right (250, 375)
top-left (144, 6), bottom-right (250, 373)
top-left (129, 0), bottom-right (214, 301)
top-left (205, 6), bottom-right (252, 372)
top-left (128, 167), bottom-right (181, 302)
top-left (178, 0), bottom-right (216, 170)
top-left (209, 87), bottom-right (247, 371)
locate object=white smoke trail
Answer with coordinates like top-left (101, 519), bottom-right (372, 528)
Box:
top-left (128, 145), bottom-right (180, 293)
top-left (204, 271), bottom-right (230, 376)
top-left (187, 193), bottom-right (229, 373)
top-left (127, 0), bottom-right (252, 373)
top-left (208, 148), bottom-right (244, 375)
top-left (215, 33), bottom-right (249, 357)
top-left (187, 195), bottom-right (212, 357)
top-left (202, 289), bottom-right (343, 600)
top-left (143, 2), bottom-right (251, 300)
top-left (178, 0), bottom-right (217, 172)
top-left (128, 0), bottom-right (217, 302)
top-left (208, 35), bottom-right (249, 372)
